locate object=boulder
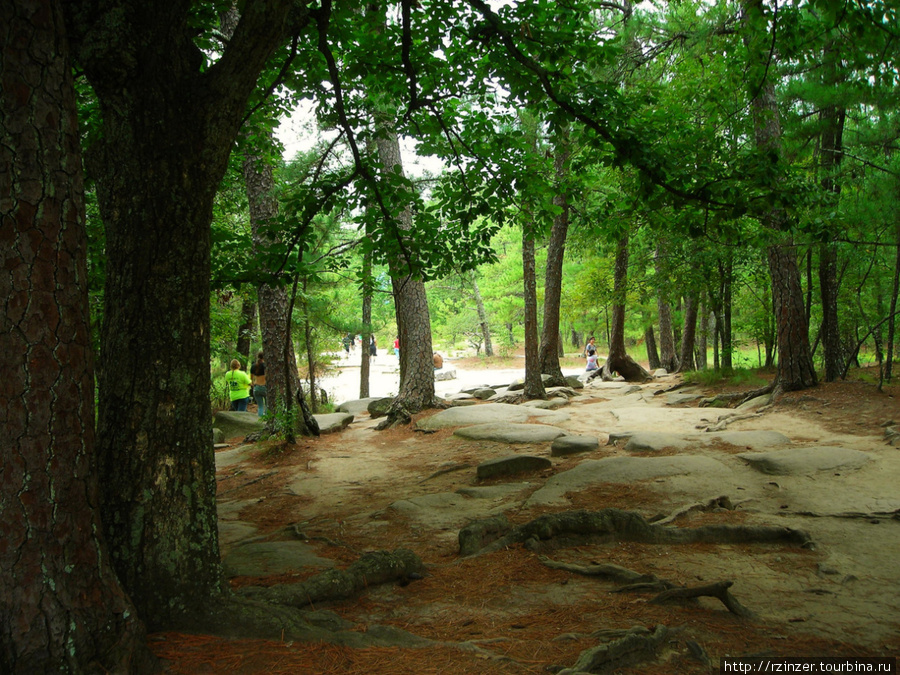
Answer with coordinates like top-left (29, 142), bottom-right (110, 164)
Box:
top-left (624, 432), bottom-right (690, 452)
top-left (222, 540), bottom-right (335, 578)
top-left (737, 446), bottom-right (872, 475)
top-left (313, 412), bottom-right (354, 434)
top-left (213, 411), bottom-right (264, 441)
top-left (477, 455), bottom-right (553, 480)
top-left (212, 427), bottom-right (225, 444)
top-left (454, 422), bottom-right (567, 444)
top-left (472, 387), bottom-right (497, 400)
top-left (417, 403), bottom-right (569, 430)
top-left (367, 397), bottom-right (394, 419)
top-left (434, 368), bottom-right (457, 382)
top-left (336, 397), bottom-right (381, 415)
top-left (565, 375), bottom-right (584, 390)
top-left (551, 435), bottom-right (601, 457)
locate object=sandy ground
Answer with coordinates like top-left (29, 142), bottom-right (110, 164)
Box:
top-left (200, 365), bottom-right (900, 674)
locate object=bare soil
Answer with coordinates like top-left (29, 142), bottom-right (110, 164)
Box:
top-left (153, 368), bottom-right (900, 673)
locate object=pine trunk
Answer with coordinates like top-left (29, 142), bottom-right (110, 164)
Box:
top-left (523, 227), bottom-right (547, 399)
top-left (654, 243), bottom-right (678, 372)
top-left (360, 249), bottom-right (373, 399)
top-left (1, 1), bottom-right (152, 669)
top-left (602, 235), bottom-right (649, 382)
top-left (678, 295), bottom-right (699, 372)
top-left (236, 299), bottom-right (257, 361)
top-left (67, 0), bottom-right (296, 626)
top-left (470, 272), bottom-right (494, 357)
top-left (644, 324), bottom-right (661, 370)
top-left (538, 133), bottom-right (571, 386)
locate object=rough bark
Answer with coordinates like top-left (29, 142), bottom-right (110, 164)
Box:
top-left (64, 0), bottom-right (301, 627)
top-left (376, 123), bottom-right (436, 422)
top-left (644, 322), bottom-right (661, 370)
top-left (523, 225), bottom-right (548, 399)
top-left (244, 152), bottom-right (318, 437)
top-left (678, 294), bottom-right (698, 372)
top-left (696, 296), bottom-right (708, 370)
top-left (654, 243), bottom-right (678, 372)
top-left (470, 272), bottom-right (494, 357)
top-left (538, 133), bottom-right (571, 386)
top-left (601, 236), bottom-right (650, 382)
top-left (718, 256), bottom-right (734, 370)
top-left (819, 242), bottom-right (842, 381)
top-left (0, 2), bottom-right (154, 669)
top-left (884, 223), bottom-right (900, 384)
top-left (744, 0), bottom-right (816, 392)
top-left (360, 249), bottom-right (373, 399)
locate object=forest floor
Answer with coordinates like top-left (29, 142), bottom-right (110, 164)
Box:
top-left (153, 360), bottom-right (900, 674)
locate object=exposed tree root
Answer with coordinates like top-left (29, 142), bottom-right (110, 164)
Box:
top-left (556, 624), bottom-right (671, 674)
top-left (237, 549), bottom-right (426, 608)
top-left (778, 509), bottom-right (900, 521)
top-left (650, 495), bottom-right (735, 526)
top-left (376, 397), bottom-right (448, 430)
top-left (460, 508), bottom-right (813, 557)
top-left (538, 556), bottom-right (664, 587)
top-left (699, 410), bottom-right (767, 432)
top-left (651, 580), bottom-right (756, 618)
top-left (419, 462), bottom-right (472, 483)
top-left (598, 354), bottom-right (652, 383)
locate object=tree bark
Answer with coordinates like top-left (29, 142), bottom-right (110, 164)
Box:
top-left (538, 132), bottom-right (571, 386)
top-left (883, 222), bottom-right (900, 385)
top-left (360, 254), bottom-right (373, 399)
top-left (654, 243), bottom-right (678, 372)
top-left (0, 1), bottom-right (153, 669)
top-left (601, 235), bottom-right (649, 382)
top-left (236, 299), bottom-right (257, 361)
top-left (696, 296), bottom-right (708, 370)
top-left (644, 322), bottom-right (661, 370)
top-left (470, 271), bottom-right (494, 357)
top-left (65, 0), bottom-right (300, 627)
top-left (718, 256), bottom-right (734, 370)
top-left (523, 226), bottom-right (548, 399)
top-left (678, 294), bottom-right (699, 372)
top-left (244, 151), bottom-right (318, 437)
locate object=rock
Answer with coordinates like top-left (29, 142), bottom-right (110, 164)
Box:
top-left (737, 394), bottom-right (773, 411)
top-left (443, 392), bottom-right (474, 401)
top-left (624, 432), bottom-right (689, 452)
top-left (446, 398), bottom-right (479, 407)
top-left (521, 398), bottom-right (569, 410)
top-left (565, 375), bottom-right (585, 389)
top-left (389, 491), bottom-right (513, 530)
top-left (313, 412), bottom-right (354, 434)
top-left (737, 446), bottom-right (872, 475)
top-left (454, 422), bottom-right (568, 444)
top-left (367, 397), bottom-right (394, 419)
top-left (710, 430), bottom-right (791, 448)
top-left (213, 411), bottom-right (265, 440)
top-left (665, 393), bottom-right (703, 405)
top-left (434, 368), bottom-right (457, 381)
top-left (526, 455), bottom-right (730, 506)
top-left (652, 368), bottom-right (668, 377)
top-left (212, 427), bottom-right (225, 444)
top-left (455, 484), bottom-right (531, 499)
top-left (458, 514), bottom-right (511, 556)
top-left (417, 403), bottom-right (569, 430)
top-left (336, 397), bottom-right (381, 415)
top-left (472, 387), bottom-right (496, 400)
top-left (214, 444), bottom-right (255, 470)
top-left (551, 435), bottom-right (601, 457)
top-left (547, 386), bottom-right (580, 399)
top-left (222, 540), bottom-right (335, 578)
top-left (476, 455), bottom-right (553, 480)
top-left (507, 374), bottom-right (553, 391)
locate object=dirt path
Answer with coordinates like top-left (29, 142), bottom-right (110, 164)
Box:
top-left (191, 372), bottom-right (900, 673)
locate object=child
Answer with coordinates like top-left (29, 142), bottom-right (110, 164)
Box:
top-left (586, 351), bottom-right (599, 371)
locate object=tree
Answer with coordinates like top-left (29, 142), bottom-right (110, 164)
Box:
top-left (600, 235), bottom-right (650, 382)
top-left (0, 0), bottom-right (153, 669)
top-left (522, 223), bottom-right (548, 399)
top-left (63, 0), bottom-right (305, 627)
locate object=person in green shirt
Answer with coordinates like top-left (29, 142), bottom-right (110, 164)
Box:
top-left (224, 359), bottom-right (252, 411)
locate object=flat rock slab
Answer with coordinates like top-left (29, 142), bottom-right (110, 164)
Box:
top-left (215, 444), bottom-right (255, 470)
top-left (455, 484), bottom-right (531, 500)
top-left (214, 411), bottom-right (265, 440)
top-left (314, 412), bottom-right (354, 434)
top-left (710, 430), bottom-right (791, 448)
top-left (477, 455), bottom-right (553, 480)
top-left (521, 398), bottom-right (569, 410)
top-left (526, 455), bottom-right (730, 506)
top-left (435, 368), bottom-right (458, 382)
top-left (551, 435), bottom-right (601, 457)
top-left (665, 393), bottom-right (704, 405)
top-left (217, 520), bottom-right (259, 547)
top-left (389, 491), bottom-right (513, 529)
top-left (417, 403), bottom-right (569, 430)
top-left (336, 397), bottom-right (381, 415)
top-left (454, 423), bottom-right (567, 444)
top-left (222, 540), bottom-right (335, 578)
top-left (624, 432), bottom-right (690, 452)
top-left (737, 446), bottom-right (872, 475)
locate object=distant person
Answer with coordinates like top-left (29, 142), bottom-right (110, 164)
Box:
top-left (393, 336), bottom-right (400, 358)
top-left (433, 352), bottom-right (443, 369)
top-left (342, 334), bottom-right (351, 357)
top-left (584, 336), bottom-right (597, 358)
top-left (350, 333), bottom-right (356, 352)
top-left (370, 335), bottom-right (377, 357)
top-left (585, 351), bottom-right (599, 372)
top-left (224, 359), bottom-right (252, 412)
top-left (250, 351), bottom-right (267, 417)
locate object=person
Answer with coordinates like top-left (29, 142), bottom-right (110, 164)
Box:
top-left (370, 335), bottom-right (377, 357)
top-left (393, 336), bottom-right (400, 358)
top-left (224, 359), bottom-right (252, 411)
top-left (584, 336), bottom-right (597, 358)
top-left (250, 351), bottom-right (267, 417)
top-left (342, 333), bottom-right (351, 357)
top-left (585, 351), bottom-right (599, 372)
top-left (433, 352), bottom-right (443, 369)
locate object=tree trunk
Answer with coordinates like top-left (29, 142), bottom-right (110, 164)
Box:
top-left (376, 126), bottom-right (436, 418)
top-left (0, 1), bottom-right (153, 669)
top-left (601, 235), bottom-right (649, 382)
top-left (303, 279), bottom-right (319, 413)
top-left (360, 249), bottom-right (373, 399)
top-left (538, 132), bottom-right (571, 386)
top-left (654, 243), bottom-right (678, 372)
top-left (244, 151), bottom-right (317, 437)
top-left (470, 271), bottom-right (494, 357)
top-left (678, 294), bottom-right (699, 372)
top-left (523, 226), bottom-right (548, 399)
top-left (882, 222), bottom-right (900, 385)
top-left (644, 321), bottom-right (661, 370)
top-left (819, 242), bottom-right (843, 380)
top-left (719, 257), bottom-right (734, 370)
top-left (66, 0), bottom-right (297, 626)
top-left (696, 296), bottom-right (708, 370)
top-left (236, 299), bottom-right (257, 361)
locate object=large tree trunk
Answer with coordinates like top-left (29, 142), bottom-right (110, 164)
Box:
top-left (523, 226), bottom-right (548, 399)
top-left (696, 295), bottom-right (709, 370)
top-left (0, 2), bottom-right (153, 669)
top-left (538, 132), bottom-right (571, 386)
top-left (678, 294), bottom-right (699, 372)
top-left (601, 235), bottom-right (649, 382)
top-left (718, 256), bottom-right (734, 370)
top-left (376, 126), bottom-right (436, 420)
top-left (654, 243), bottom-right (678, 372)
top-left (360, 255), bottom-right (373, 399)
top-left (644, 323), bottom-right (661, 370)
top-left (66, 0), bottom-right (297, 627)
top-left (244, 152), bottom-right (318, 438)
top-left (883, 222), bottom-right (900, 385)
top-left (470, 271), bottom-right (494, 357)
top-left (744, 0), bottom-right (816, 392)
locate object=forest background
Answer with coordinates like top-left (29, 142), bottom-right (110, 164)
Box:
top-left (2, 0), bottom-right (899, 671)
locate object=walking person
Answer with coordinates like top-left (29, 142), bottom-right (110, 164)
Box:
top-left (224, 359), bottom-right (252, 411)
top-left (250, 351), bottom-right (267, 417)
